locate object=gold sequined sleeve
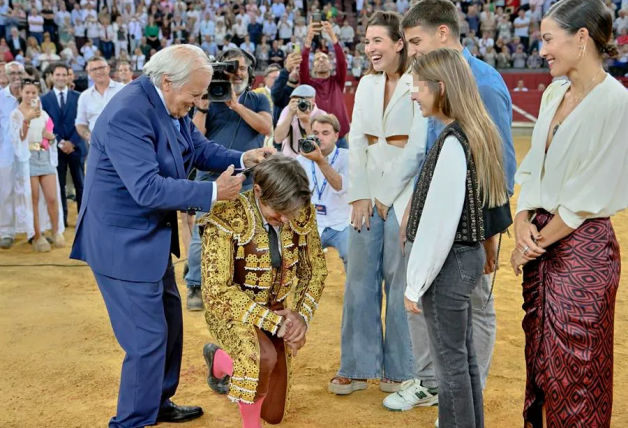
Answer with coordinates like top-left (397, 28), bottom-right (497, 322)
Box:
top-left (200, 203), bottom-right (285, 335)
top-left (290, 205), bottom-right (328, 327)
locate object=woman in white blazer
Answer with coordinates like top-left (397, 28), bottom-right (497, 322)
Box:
top-left (329, 11), bottom-right (427, 395)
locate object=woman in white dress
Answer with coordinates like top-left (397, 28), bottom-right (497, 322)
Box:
top-left (10, 78), bottom-right (65, 252)
top-left (329, 11), bottom-right (427, 395)
top-left (511, 1), bottom-right (627, 426)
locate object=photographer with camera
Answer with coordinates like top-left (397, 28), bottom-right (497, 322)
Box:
top-left (296, 114), bottom-right (350, 272)
top-left (274, 84), bottom-right (326, 158)
top-left (186, 48), bottom-right (272, 311)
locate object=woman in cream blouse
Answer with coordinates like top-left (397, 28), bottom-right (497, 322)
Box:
top-left (328, 11), bottom-right (427, 395)
top-left (511, 1), bottom-right (627, 426)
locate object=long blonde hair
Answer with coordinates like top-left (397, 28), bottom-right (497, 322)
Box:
top-left (412, 48), bottom-right (507, 208)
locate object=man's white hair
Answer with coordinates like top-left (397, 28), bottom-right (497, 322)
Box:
top-left (143, 44), bottom-right (213, 89)
top-left (4, 61), bottom-right (25, 74)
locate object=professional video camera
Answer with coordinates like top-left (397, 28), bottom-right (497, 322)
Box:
top-left (206, 57), bottom-right (239, 102)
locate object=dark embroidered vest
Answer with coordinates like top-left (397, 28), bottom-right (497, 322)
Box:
top-left (407, 121), bottom-right (485, 244)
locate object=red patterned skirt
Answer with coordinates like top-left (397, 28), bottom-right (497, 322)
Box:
top-left (522, 210), bottom-right (621, 428)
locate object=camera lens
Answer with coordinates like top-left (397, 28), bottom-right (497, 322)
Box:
top-left (298, 100), bottom-right (309, 112)
top-left (211, 86), bottom-right (224, 98)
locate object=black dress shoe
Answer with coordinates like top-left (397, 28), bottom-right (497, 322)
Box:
top-left (156, 402), bottom-right (203, 423)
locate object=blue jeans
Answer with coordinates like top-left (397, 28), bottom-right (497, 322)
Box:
top-left (320, 226), bottom-right (349, 272)
top-left (422, 244), bottom-right (485, 428)
top-left (184, 210), bottom-right (205, 290)
top-left (32, 32), bottom-right (43, 45)
top-left (337, 208), bottom-right (413, 381)
top-left (100, 40), bottom-right (114, 59)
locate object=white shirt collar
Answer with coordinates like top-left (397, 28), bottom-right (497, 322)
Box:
top-left (89, 78), bottom-right (119, 95)
top-left (153, 85), bottom-right (172, 116)
top-left (254, 195), bottom-right (281, 233)
top-left (53, 86), bottom-right (68, 97)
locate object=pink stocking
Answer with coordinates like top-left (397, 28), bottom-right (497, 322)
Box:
top-left (238, 397), bottom-right (265, 428)
top-left (212, 349), bottom-right (234, 379)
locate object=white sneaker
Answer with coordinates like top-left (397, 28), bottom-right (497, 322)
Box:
top-left (382, 379), bottom-right (438, 411)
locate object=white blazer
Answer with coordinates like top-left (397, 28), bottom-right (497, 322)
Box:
top-left (348, 72), bottom-right (428, 224)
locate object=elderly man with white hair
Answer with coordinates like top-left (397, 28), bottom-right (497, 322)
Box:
top-left (69, 44), bottom-right (275, 428)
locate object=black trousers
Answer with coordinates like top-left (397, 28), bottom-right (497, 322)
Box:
top-left (57, 151), bottom-right (85, 224)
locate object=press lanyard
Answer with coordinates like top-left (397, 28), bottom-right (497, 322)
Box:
top-left (311, 149), bottom-right (339, 201)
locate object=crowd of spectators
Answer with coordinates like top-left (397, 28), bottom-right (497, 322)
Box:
top-left (0, 0), bottom-right (627, 88)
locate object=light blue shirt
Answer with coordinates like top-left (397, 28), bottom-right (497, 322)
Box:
top-left (425, 48), bottom-right (516, 196)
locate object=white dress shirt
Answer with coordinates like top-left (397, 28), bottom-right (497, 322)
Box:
top-left (53, 87), bottom-right (68, 110)
top-left (297, 147), bottom-right (350, 236)
top-left (75, 79), bottom-right (125, 132)
top-left (515, 76), bottom-right (628, 229)
top-left (405, 136), bottom-right (467, 302)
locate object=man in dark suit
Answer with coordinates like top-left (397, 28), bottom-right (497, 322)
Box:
top-left (69, 44), bottom-right (274, 428)
top-left (6, 27), bottom-right (26, 58)
top-left (40, 63), bottom-right (85, 227)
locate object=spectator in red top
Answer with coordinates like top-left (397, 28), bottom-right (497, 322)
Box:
top-left (300, 20), bottom-right (350, 148)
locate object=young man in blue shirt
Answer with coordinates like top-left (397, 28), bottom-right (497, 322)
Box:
top-left (382, 0), bottom-right (517, 419)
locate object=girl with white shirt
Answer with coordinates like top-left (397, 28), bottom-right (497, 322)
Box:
top-left (329, 11), bottom-right (427, 396)
top-left (511, 1), bottom-right (627, 426)
top-left (405, 48), bottom-right (510, 428)
top-left (9, 79), bottom-right (65, 252)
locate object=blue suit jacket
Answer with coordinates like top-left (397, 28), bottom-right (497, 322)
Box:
top-left (70, 76), bottom-right (242, 282)
top-left (40, 89), bottom-right (87, 157)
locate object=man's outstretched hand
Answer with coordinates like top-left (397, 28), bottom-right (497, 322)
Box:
top-left (243, 147), bottom-right (276, 168)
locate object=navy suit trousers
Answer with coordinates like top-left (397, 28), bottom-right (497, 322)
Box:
top-left (93, 261), bottom-right (183, 428)
top-left (57, 151), bottom-right (85, 223)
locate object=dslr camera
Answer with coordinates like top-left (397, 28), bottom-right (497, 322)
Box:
top-left (206, 57), bottom-right (239, 102)
top-left (297, 99), bottom-right (311, 113)
top-left (298, 135), bottom-right (320, 154)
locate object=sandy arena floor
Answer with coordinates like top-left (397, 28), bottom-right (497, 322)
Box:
top-left (1, 136), bottom-right (626, 428)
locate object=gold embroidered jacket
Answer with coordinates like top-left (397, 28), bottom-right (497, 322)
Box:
top-left (199, 190), bottom-right (327, 404)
